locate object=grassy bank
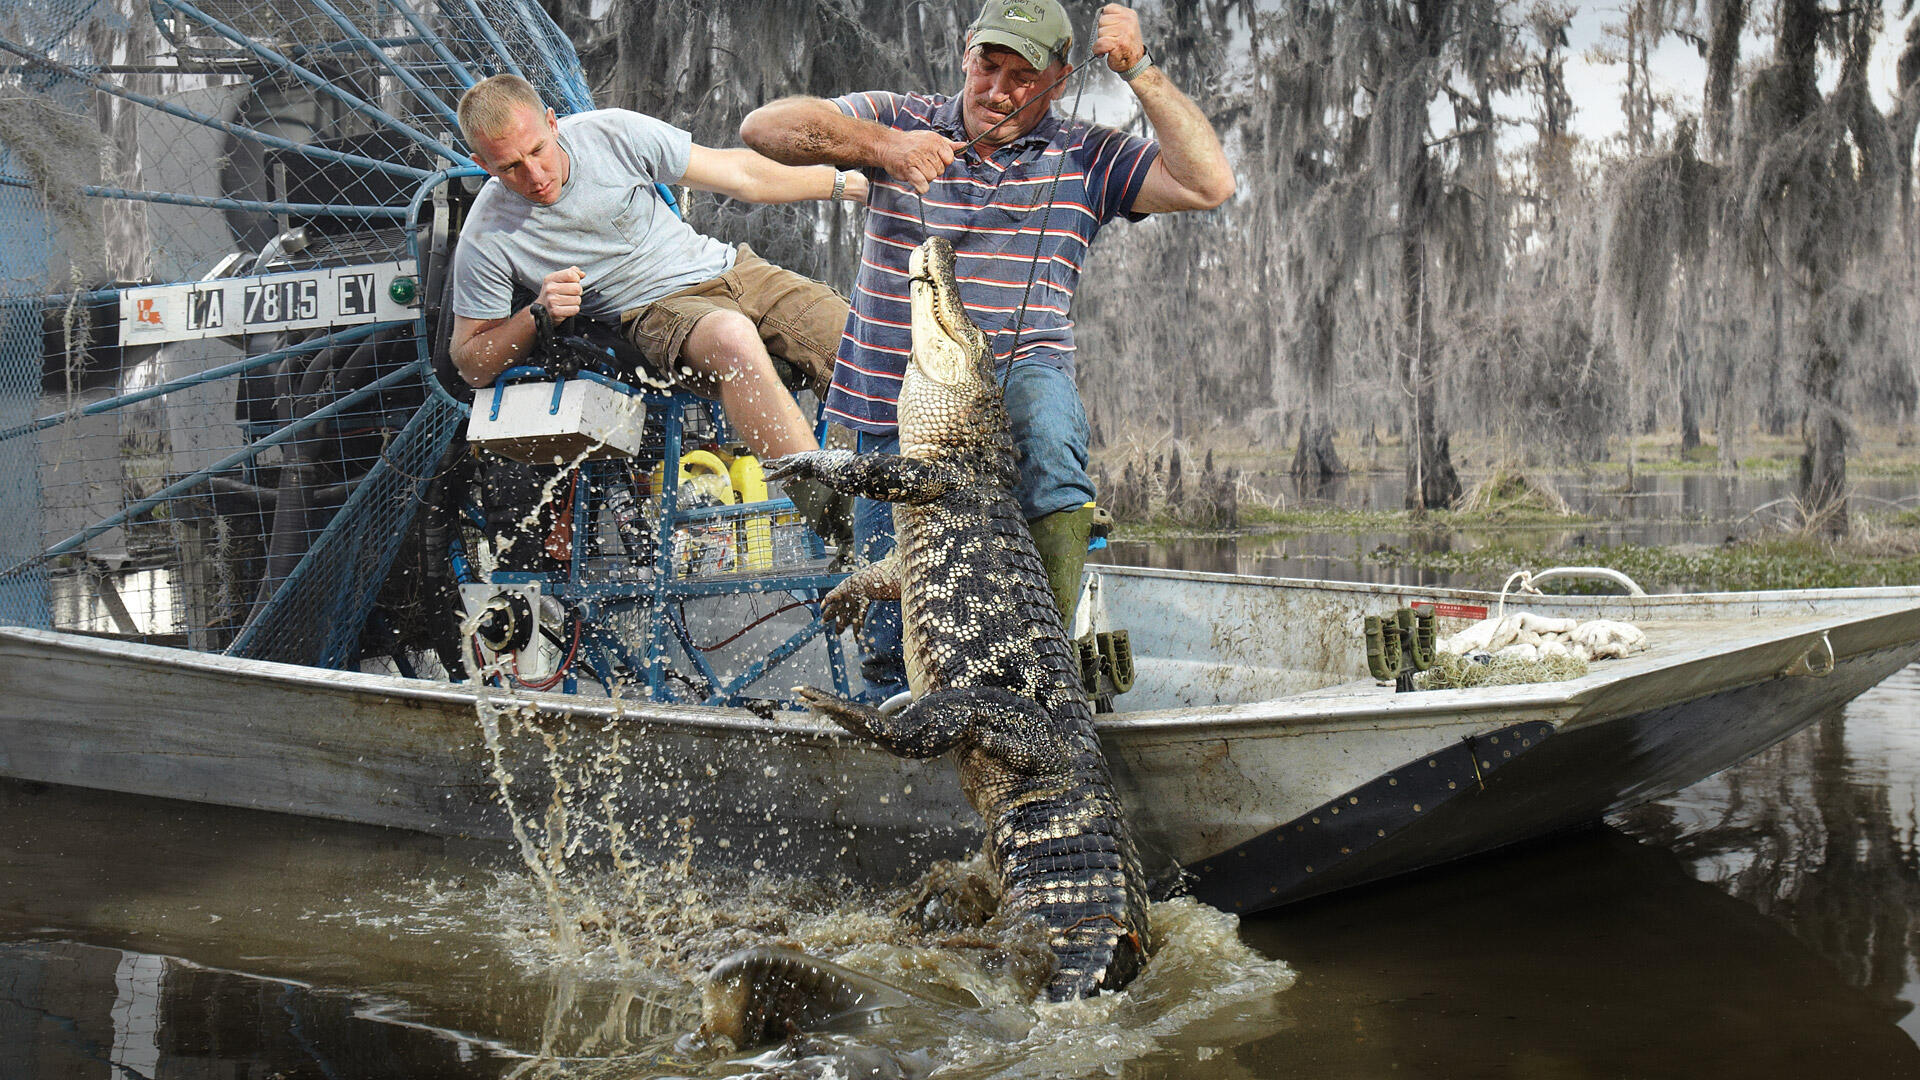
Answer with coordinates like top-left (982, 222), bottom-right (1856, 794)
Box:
top-left (1365, 534), bottom-right (1920, 592)
top-left (1095, 424), bottom-right (1920, 486)
top-left (1097, 428), bottom-right (1920, 592)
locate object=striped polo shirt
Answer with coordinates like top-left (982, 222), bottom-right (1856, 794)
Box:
top-left (825, 91), bottom-right (1160, 433)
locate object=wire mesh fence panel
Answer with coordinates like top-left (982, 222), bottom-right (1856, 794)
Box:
top-left (0, 0), bottom-right (600, 667)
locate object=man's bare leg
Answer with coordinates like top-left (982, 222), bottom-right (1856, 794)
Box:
top-left (678, 309), bottom-right (816, 460)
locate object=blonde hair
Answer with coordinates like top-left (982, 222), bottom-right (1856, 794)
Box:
top-left (457, 74), bottom-right (545, 147)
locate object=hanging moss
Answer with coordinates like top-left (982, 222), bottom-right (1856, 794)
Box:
top-left (0, 94), bottom-right (106, 275)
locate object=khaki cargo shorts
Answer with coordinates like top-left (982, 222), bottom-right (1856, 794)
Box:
top-left (622, 244), bottom-right (848, 396)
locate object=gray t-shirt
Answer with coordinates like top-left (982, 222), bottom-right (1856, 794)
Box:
top-left (450, 109), bottom-right (736, 323)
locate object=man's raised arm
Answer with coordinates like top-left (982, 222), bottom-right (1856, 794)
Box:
top-left (678, 145), bottom-right (869, 205)
top-left (1095, 4), bottom-right (1233, 213)
top-left (740, 97), bottom-right (962, 194)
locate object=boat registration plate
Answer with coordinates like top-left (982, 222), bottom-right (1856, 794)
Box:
top-left (119, 261), bottom-right (417, 344)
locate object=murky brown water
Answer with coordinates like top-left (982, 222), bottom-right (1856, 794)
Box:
top-left (5, 663), bottom-right (1920, 1077)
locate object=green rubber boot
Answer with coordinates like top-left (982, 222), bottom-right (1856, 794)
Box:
top-left (1027, 505), bottom-right (1095, 628)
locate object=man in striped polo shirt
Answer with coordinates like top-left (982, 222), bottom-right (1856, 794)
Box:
top-left (743, 0), bottom-right (1233, 696)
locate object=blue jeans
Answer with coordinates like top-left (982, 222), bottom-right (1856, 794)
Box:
top-left (852, 359), bottom-right (1093, 696)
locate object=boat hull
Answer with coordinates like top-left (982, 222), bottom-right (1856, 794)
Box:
top-left (3, 566), bottom-right (1917, 906)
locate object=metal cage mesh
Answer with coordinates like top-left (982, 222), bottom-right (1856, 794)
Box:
top-left (0, 0), bottom-right (596, 667)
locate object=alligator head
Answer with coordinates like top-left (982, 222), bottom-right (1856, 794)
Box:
top-left (897, 237), bottom-right (1005, 459)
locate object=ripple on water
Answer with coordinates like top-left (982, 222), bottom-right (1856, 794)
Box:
top-left (461, 844), bottom-right (1294, 1078)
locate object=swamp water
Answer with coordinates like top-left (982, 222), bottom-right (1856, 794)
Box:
top-left (9, 673), bottom-right (1920, 1077)
top-left (7, 670), bottom-right (1920, 1076)
top-left (1103, 472), bottom-right (1920, 589)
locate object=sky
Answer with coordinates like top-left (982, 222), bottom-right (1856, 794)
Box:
top-left (1561, 1), bottom-right (1919, 146)
top-left (1064, 1), bottom-right (1920, 148)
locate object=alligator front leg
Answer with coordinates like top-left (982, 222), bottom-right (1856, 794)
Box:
top-left (793, 685), bottom-right (1071, 773)
top-left (820, 551), bottom-right (901, 632)
top-left (765, 450), bottom-right (964, 505)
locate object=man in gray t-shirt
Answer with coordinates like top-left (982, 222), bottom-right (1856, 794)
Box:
top-left (449, 74), bottom-right (866, 469)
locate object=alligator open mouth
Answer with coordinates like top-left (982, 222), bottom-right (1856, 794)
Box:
top-left (907, 238), bottom-right (992, 388)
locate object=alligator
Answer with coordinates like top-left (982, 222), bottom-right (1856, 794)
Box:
top-left (766, 237), bottom-right (1152, 1000)
top-left (701, 945), bottom-right (1027, 1047)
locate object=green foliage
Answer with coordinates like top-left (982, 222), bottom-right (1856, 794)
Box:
top-left (1368, 536), bottom-right (1920, 591)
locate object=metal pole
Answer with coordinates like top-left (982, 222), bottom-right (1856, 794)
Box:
top-left (305, 0), bottom-right (463, 130)
top-left (452, 0), bottom-right (525, 80)
top-left (17, 361), bottom-right (426, 572)
top-left (0, 37), bottom-right (434, 181)
top-left (0, 173), bottom-right (410, 218)
top-left (149, 0), bottom-right (473, 166)
top-left (380, 0), bottom-right (479, 90)
top-left (0, 320), bottom-right (407, 443)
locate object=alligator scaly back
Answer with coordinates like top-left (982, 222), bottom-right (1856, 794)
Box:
top-left (769, 238), bottom-right (1151, 999)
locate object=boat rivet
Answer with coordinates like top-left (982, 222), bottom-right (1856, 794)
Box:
top-left (1489, 736), bottom-right (1499, 744)
top-left (1311, 816), bottom-right (1320, 824)
top-left (1331, 807), bottom-right (1339, 814)
top-left (1413, 803), bottom-right (1423, 812)
top-left (1482, 760), bottom-right (1492, 769)
top-left (1340, 846), bottom-right (1351, 854)
top-left (1428, 760), bottom-right (1437, 768)
top-left (1522, 739), bottom-right (1531, 747)
top-left (1349, 796), bottom-right (1360, 805)
top-left (1297, 824), bottom-right (1305, 832)
top-left (1388, 778), bottom-right (1398, 786)
top-left (1447, 781), bottom-right (1456, 790)
top-left (1503, 750), bottom-right (1511, 758)
top-left (1377, 829), bottom-right (1385, 837)
top-left (1269, 886), bottom-right (1278, 893)
top-left (1305, 865), bottom-right (1314, 873)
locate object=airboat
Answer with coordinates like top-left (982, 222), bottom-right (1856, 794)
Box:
top-left (3, 0), bottom-right (1918, 913)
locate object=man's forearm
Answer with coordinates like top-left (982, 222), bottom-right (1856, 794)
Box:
top-left (453, 307), bottom-right (539, 387)
top-left (740, 97), bottom-right (885, 168)
top-left (1132, 67), bottom-right (1234, 205)
top-left (731, 155), bottom-right (843, 204)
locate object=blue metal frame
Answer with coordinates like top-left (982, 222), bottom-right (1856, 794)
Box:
top-left (473, 370), bottom-right (853, 708)
top-left (2, 14), bottom-right (829, 701)
top-left (11, 358), bottom-right (424, 575)
top-left (147, 0), bottom-right (473, 165)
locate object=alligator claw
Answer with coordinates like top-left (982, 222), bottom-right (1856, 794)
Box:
top-left (792, 685), bottom-right (840, 712)
top-left (821, 583), bottom-right (870, 633)
top-left (765, 449), bottom-right (855, 484)
top-left (762, 454), bottom-right (806, 482)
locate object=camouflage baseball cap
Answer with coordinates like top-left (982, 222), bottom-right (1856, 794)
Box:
top-left (968, 0), bottom-right (1072, 71)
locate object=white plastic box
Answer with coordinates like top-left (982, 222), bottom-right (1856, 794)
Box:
top-left (466, 378), bottom-right (646, 463)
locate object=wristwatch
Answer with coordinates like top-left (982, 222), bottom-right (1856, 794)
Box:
top-left (1117, 52), bottom-right (1153, 82)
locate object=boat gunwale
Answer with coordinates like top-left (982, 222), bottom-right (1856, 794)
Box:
top-left (7, 569), bottom-right (1918, 742)
top-left (1091, 562), bottom-right (1920, 608)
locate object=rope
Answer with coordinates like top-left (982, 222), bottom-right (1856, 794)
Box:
top-left (998, 59), bottom-right (1091, 388)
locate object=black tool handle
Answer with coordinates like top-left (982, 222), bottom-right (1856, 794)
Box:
top-left (528, 303), bottom-right (579, 377)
